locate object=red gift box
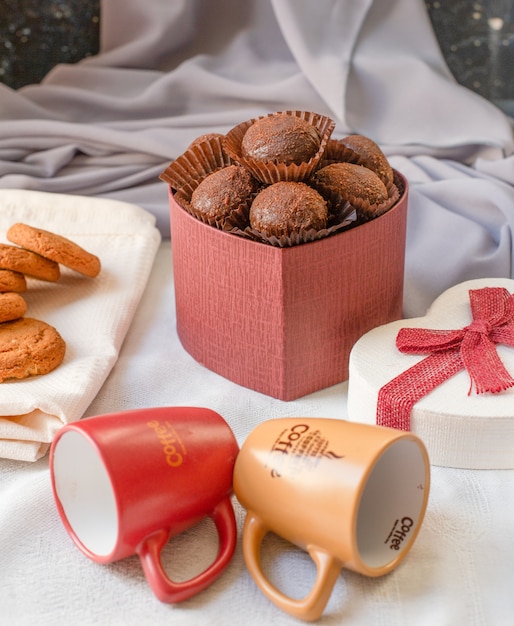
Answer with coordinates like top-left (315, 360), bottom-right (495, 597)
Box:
top-left (168, 173), bottom-right (408, 401)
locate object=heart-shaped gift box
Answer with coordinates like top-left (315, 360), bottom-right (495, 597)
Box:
top-left (347, 278), bottom-right (514, 469)
top-left (168, 172), bottom-right (408, 401)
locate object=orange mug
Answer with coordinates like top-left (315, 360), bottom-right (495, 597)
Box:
top-left (233, 417), bottom-right (430, 621)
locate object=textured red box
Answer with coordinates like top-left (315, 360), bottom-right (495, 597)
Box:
top-left (169, 174), bottom-right (408, 401)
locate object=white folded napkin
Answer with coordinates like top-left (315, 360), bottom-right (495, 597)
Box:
top-left (0, 189), bottom-right (161, 461)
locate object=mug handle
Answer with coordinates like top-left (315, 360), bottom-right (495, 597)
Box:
top-left (137, 495), bottom-right (237, 603)
top-left (243, 513), bottom-right (342, 622)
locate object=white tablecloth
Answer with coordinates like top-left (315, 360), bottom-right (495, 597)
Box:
top-left (1, 1), bottom-right (513, 623)
top-left (0, 241), bottom-right (512, 626)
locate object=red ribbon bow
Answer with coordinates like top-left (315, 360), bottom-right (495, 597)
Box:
top-left (376, 287), bottom-right (514, 431)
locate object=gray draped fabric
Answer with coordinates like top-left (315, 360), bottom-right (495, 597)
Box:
top-left (0, 0), bottom-right (513, 314)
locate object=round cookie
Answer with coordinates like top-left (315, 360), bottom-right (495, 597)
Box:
top-left (0, 292), bottom-right (27, 323)
top-left (0, 269), bottom-right (27, 293)
top-left (249, 181), bottom-right (328, 237)
top-left (0, 243), bottom-right (60, 282)
top-left (0, 317), bottom-right (66, 383)
top-left (7, 223), bottom-right (101, 278)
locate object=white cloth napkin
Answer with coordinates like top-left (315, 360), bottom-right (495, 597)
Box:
top-left (0, 189), bottom-right (161, 461)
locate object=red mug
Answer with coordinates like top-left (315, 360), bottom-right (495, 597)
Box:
top-left (49, 406), bottom-right (239, 603)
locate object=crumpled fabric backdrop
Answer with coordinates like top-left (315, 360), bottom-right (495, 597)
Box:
top-left (1, 0), bottom-right (513, 624)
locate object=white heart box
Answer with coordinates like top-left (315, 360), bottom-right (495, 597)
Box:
top-left (347, 278), bottom-right (514, 469)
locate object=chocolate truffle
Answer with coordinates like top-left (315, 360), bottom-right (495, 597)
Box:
top-left (190, 165), bottom-right (257, 220)
top-left (339, 134), bottom-right (394, 185)
top-left (249, 181), bottom-right (327, 237)
top-left (312, 162), bottom-right (388, 207)
top-left (241, 114), bottom-right (321, 164)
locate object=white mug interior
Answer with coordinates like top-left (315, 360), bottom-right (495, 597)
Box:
top-left (356, 438), bottom-right (428, 569)
top-left (52, 430), bottom-right (119, 557)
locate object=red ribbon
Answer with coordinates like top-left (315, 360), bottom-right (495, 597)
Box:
top-left (376, 287), bottom-right (514, 431)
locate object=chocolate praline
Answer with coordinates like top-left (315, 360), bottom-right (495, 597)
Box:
top-left (312, 162), bottom-right (388, 207)
top-left (249, 181), bottom-right (327, 237)
top-left (241, 114), bottom-right (321, 165)
top-left (190, 165), bottom-right (257, 220)
top-left (339, 134), bottom-right (394, 185)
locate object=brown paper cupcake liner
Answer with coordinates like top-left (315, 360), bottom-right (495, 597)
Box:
top-left (223, 110), bottom-right (335, 184)
top-left (393, 169), bottom-right (405, 197)
top-left (236, 210), bottom-right (356, 248)
top-left (327, 203), bottom-right (356, 228)
top-left (159, 135), bottom-right (233, 196)
top-left (173, 190), bottom-right (192, 212)
top-left (323, 139), bottom-right (362, 165)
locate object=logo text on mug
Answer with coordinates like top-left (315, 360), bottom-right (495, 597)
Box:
top-left (267, 423), bottom-right (344, 478)
top-left (147, 420), bottom-right (187, 467)
top-left (384, 516), bottom-right (414, 550)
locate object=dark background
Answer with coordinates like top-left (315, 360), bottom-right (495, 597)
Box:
top-left (0, 0), bottom-right (100, 89)
top-left (0, 1), bottom-right (512, 117)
